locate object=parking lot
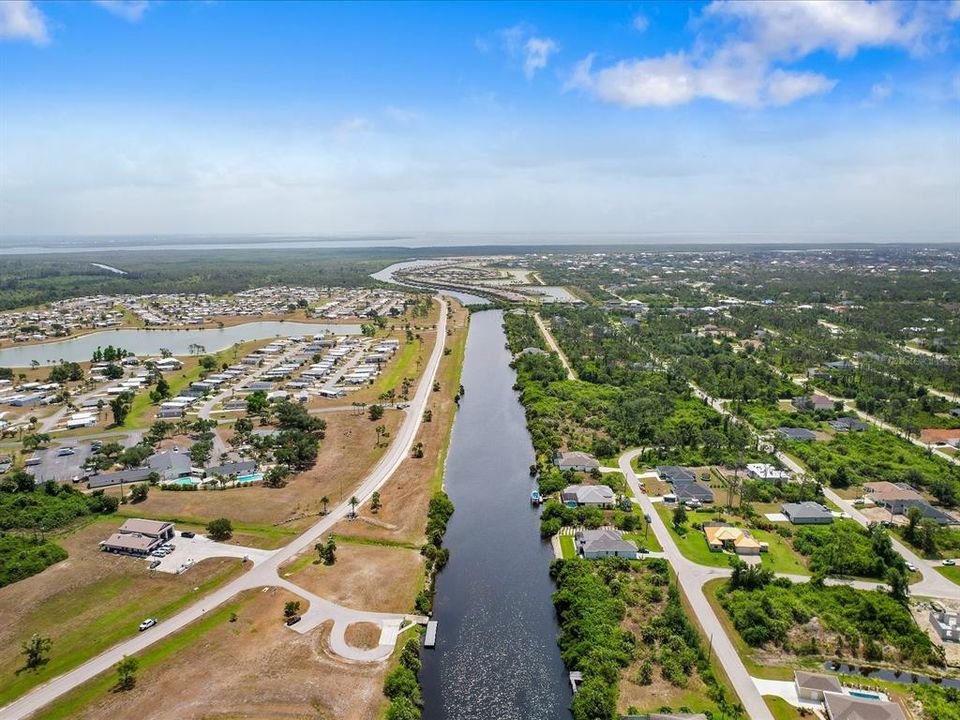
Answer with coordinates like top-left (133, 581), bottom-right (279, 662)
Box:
top-left (26, 442), bottom-right (93, 483)
top-left (148, 531), bottom-right (274, 574)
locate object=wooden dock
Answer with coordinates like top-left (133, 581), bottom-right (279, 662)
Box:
top-left (424, 620), bottom-right (438, 648)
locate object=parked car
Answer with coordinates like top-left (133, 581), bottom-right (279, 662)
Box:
top-left (943, 559), bottom-right (957, 566)
top-left (148, 560), bottom-right (161, 570)
top-left (285, 615), bottom-right (301, 626)
top-left (180, 531), bottom-right (195, 538)
top-left (57, 447), bottom-right (75, 456)
top-left (906, 562), bottom-right (918, 572)
top-left (90, 440), bottom-right (102, 450)
top-left (138, 618), bottom-right (157, 631)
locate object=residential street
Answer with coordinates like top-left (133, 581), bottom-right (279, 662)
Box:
top-left (618, 449), bottom-right (775, 720)
top-left (0, 298), bottom-right (449, 720)
top-left (534, 312), bottom-right (576, 380)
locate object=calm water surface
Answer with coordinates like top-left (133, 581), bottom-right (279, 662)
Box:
top-left (0, 321), bottom-right (360, 367)
top-left (420, 310), bottom-right (570, 720)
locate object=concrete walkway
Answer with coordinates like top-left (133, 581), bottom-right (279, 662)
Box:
top-left (0, 298), bottom-right (450, 720)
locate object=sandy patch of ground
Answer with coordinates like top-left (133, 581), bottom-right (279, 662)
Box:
top-left (344, 622), bottom-right (382, 650)
top-left (55, 591), bottom-right (390, 720)
top-left (283, 543), bottom-right (424, 614)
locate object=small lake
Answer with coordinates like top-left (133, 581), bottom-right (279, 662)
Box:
top-left (372, 260), bottom-right (491, 306)
top-left (0, 322), bottom-right (360, 367)
top-left (419, 309), bottom-right (570, 719)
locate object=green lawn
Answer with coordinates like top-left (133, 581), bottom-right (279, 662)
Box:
top-left (654, 504), bottom-right (731, 568)
top-left (765, 696), bottom-right (804, 720)
top-left (624, 529), bottom-right (662, 553)
top-left (937, 564), bottom-right (960, 586)
top-left (559, 535), bottom-right (576, 560)
top-left (0, 556), bottom-right (243, 707)
top-left (750, 528), bottom-right (810, 576)
top-left (370, 339), bottom-right (421, 397)
top-left (36, 595), bottom-right (252, 720)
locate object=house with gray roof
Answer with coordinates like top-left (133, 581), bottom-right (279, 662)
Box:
top-left (828, 417), bottom-right (870, 432)
top-left (554, 451), bottom-right (600, 472)
top-left (656, 465), bottom-right (696, 483)
top-left (823, 691), bottom-right (905, 720)
top-left (205, 460), bottom-right (257, 478)
top-left (561, 484), bottom-right (616, 508)
top-left (88, 467), bottom-right (153, 489)
top-left (885, 498), bottom-right (957, 526)
top-left (782, 501), bottom-right (834, 525)
top-left (574, 529), bottom-right (638, 559)
top-left (794, 670), bottom-right (842, 701)
top-left (778, 427), bottom-right (817, 441)
top-left (148, 451), bottom-right (193, 481)
top-left (672, 481), bottom-right (714, 504)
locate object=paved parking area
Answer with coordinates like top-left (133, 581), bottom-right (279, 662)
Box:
top-left (150, 532), bottom-right (274, 574)
top-left (27, 443), bottom-right (92, 483)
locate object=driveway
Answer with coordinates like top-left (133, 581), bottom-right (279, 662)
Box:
top-left (150, 532), bottom-right (274, 574)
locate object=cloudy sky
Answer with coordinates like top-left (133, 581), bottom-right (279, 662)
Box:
top-left (0, 0), bottom-right (958, 241)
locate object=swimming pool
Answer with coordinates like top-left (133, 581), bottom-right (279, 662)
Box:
top-left (848, 691), bottom-right (882, 700)
top-left (236, 473), bottom-right (263, 484)
top-left (171, 477), bottom-right (200, 486)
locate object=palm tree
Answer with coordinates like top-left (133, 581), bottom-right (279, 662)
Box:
top-left (349, 496), bottom-right (359, 517)
top-left (320, 496), bottom-right (329, 515)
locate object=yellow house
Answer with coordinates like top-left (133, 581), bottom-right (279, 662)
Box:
top-left (703, 524), bottom-right (768, 556)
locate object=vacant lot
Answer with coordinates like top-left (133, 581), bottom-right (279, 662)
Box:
top-left (106, 408), bottom-right (403, 547)
top-left (284, 541), bottom-right (424, 613)
top-left (36, 588), bottom-right (394, 720)
top-left (0, 517), bottom-right (242, 706)
top-left (334, 301), bottom-right (468, 546)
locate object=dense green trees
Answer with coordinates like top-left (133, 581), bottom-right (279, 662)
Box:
top-left (792, 522), bottom-right (904, 580)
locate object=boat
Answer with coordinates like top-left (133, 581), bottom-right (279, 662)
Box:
top-left (530, 490), bottom-right (542, 505)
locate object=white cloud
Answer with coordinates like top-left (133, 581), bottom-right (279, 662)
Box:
top-left (93, 1), bottom-right (152, 22)
top-left (332, 116), bottom-right (371, 140)
top-left (523, 36), bottom-right (558, 79)
top-left (385, 106), bottom-right (422, 124)
top-left (571, 0), bottom-right (958, 108)
top-left (487, 23), bottom-right (558, 79)
top-left (764, 69), bottom-right (836, 106)
top-left (0, 0), bottom-right (48, 45)
top-left (632, 14), bottom-right (649, 33)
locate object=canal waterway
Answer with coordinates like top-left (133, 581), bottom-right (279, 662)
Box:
top-left (372, 260), bottom-right (491, 306)
top-left (0, 321), bottom-right (360, 367)
top-left (420, 309), bottom-right (571, 720)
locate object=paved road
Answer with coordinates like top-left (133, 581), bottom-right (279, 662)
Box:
top-left (619, 449), bottom-right (775, 720)
top-left (0, 298), bottom-right (449, 720)
top-left (533, 312), bottom-right (576, 380)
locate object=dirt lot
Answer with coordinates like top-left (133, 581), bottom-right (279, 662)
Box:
top-left (283, 543), bottom-right (424, 614)
top-left (106, 409), bottom-right (403, 547)
top-left (45, 589), bottom-right (393, 720)
top-left (333, 301), bottom-right (468, 546)
top-left (0, 517), bottom-right (241, 706)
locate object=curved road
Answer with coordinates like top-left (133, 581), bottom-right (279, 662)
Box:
top-left (0, 297), bottom-right (448, 720)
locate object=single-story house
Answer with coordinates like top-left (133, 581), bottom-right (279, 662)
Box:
top-left (884, 498), bottom-right (957, 526)
top-left (655, 465), bottom-right (696, 483)
top-left (88, 467), bottom-right (153, 489)
top-left (823, 360), bottom-right (855, 371)
top-left (792, 394), bottom-right (834, 412)
top-left (919, 428), bottom-right (960, 446)
top-left (702, 522), bottom-right (767, 556)
top-left (148, 451), bottom-right (193, 481)
top-left (746, 463), bottom-right (791, 482)
top-left (205, 460), bottom-right (256, 478)
top-left (100, 518), bottom-right (175, 556)
top-left (152, 358), bottom-right (183, 371)
top-left (777, 427), bottom-right (817, 441)
top-left (929, 610), bottom-right (959, 642)
top-left (554, 451), bottom-right (600, 472)
top-left (517, 346), bottom-right (549, 357)
top-left (822, 691), bottom-right (905, 720)
top-left (561, 484), bottom-right (616, 508)
top-left (574, 529), bottom-right (638, 559)
top-left (863, 481), bottom-right (923, 504)
top-left (794, 671), bottom-right (842, 701)
top-left (828, 417), bottom-right (870, 432)
top-left (782, 501), bottom-right (834, 525)
top-left (672, 481), bottom-right (714, 504)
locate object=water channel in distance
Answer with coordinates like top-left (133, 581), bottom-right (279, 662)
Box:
top-left (419, 309), bottom-right (571, 720)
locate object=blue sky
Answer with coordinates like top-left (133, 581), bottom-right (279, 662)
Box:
top-left (0, 0), bottom-right (958, 240)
